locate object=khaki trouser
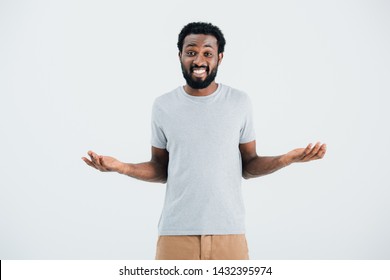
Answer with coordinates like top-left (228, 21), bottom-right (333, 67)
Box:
top-left (155, 234), bottom-right (249, 260)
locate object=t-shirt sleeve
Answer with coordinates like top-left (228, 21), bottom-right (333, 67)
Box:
top-left (151, 100), bottom-right (167, 149)
top-left (239, 94), bottom-right (256, 144)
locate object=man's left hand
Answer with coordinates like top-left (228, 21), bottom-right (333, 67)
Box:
top-left (285, 142), bottom-right (327, 164)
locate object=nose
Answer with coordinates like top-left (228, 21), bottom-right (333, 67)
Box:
top-left (193, 54), bottom-right (206, 66)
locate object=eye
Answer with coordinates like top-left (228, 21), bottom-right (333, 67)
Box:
top-left (186, 51), bottom-right (196, 56)
top-left (204, 52), bottom-right (213, 57)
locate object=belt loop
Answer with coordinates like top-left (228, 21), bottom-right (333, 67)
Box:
top-left (200, 235), bottom-right (212, 260)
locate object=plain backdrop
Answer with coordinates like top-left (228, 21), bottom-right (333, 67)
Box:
top-left (1, 0), bottom-right (389, 259)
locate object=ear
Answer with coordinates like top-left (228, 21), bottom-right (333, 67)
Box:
top-left (178, 51), bottom-right (182, 60)
top-left (218, 52), bottom-right (224, 65)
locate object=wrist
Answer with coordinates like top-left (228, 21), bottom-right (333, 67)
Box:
top-left (117, 162), bottom-right (129, 174)
top-left (280, 154), bottom-right (293, 167)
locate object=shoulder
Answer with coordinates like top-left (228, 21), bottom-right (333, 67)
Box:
top-left (153, 87), bottom-right (181, 109)
top-left (220, 84), bottom-right (253, 106)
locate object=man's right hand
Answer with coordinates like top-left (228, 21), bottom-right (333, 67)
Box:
top-left (82, 151), bottom-right (123, 172)
top-left (82, 147), bottom-right (168, 183)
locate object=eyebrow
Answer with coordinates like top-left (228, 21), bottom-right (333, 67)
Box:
top-left (184, 43), bottom-right (215, 49)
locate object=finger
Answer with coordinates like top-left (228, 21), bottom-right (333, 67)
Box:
top-left (300, 143), bottom-right (313, 160)
top-left (82, 157), bottom-right (98, 169)
top-left (89, 151), bottom-right (100, 166)
top-left (307, 142), bottom-right (322, 160)
top-left (89, 151), bottom-right (108, 171)
top-left (98, 156), bottom-right (108, 171)
top-left (88, 150), bottom-right (98, 160)
top-left (316, 144), bottom-right (327, 159)
top-left (307, 143), bottom-right (327, 161)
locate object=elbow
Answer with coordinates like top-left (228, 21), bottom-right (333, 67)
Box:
top-left (241, 155), bottom-right (258, 180)
top-left (242, 170), bottom-right (253, 180)
top-left (148, 177), bottom-right (167, 184)
top-left (156, 173), bottom-right (168, 184)
top-left (159, 178), bottom-right (167, 184)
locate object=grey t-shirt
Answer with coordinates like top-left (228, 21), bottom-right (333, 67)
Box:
top-left (151, 83), bottom-right (256, 235)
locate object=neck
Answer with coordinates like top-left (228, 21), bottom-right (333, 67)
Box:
top-left (184, 82), bottom-right (218, 96)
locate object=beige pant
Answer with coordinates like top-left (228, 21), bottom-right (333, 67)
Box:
top-left (155, 234), bottom-right (249, 260)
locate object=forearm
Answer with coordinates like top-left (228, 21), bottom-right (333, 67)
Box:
top-left (118, 161), bottom-right (168, 183)
top-left (242, 155), bottom-right (291, 179)
top-left (239, 141), bottom-right (326, 179)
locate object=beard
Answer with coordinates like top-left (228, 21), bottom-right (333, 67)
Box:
top-left (181, 63), bottom-right (219, 89)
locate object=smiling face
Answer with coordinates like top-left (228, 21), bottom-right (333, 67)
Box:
top-left (179, 34), bottom-right (223, 92)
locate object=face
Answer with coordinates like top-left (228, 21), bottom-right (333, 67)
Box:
top-left (179, 34), bottom-right (223, 89)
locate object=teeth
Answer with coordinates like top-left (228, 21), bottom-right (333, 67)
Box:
top-left (193, 69), bottom-right (206, 74)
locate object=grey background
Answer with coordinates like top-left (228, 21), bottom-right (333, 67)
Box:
top-left (1, 0), bottom-right (389, 259)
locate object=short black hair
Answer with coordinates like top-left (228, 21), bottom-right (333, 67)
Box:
top-left (177, 22), bottom-right (226, 54)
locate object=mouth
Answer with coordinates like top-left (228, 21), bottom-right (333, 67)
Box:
top-left (191, 67), bottom-right (208, 78)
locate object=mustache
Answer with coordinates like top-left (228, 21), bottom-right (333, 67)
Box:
top-left (190, 65), bottom-right (209, 72)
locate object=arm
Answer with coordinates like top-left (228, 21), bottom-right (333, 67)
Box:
top-left (82, 146), bottom-right (169, 183)
top-left (239, 140), bottom-right (327, 179)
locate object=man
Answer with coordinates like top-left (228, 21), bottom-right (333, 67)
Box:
top-left (82, 22), bottom-right (326, 260)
